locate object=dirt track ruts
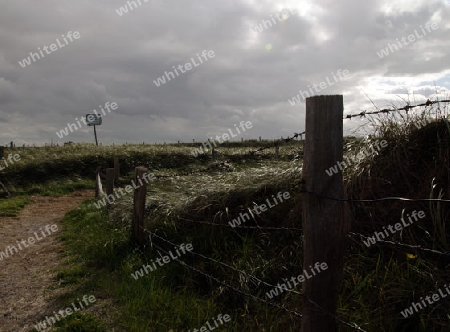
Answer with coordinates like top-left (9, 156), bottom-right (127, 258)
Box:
top-left (0, 191), bottom-right (92, 332)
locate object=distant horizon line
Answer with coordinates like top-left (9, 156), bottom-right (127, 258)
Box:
top-left (2, 135), bottom-right (388, 148)
top-left (2, 138), bottom-right (304, 147)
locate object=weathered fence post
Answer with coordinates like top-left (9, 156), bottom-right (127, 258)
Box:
top-left (133, 167), bottom-right (148, 247)
top-left (301, 95), bottom-right (350, 332)
top-left (0, 146), bottom-right (4, 159)
top-left (114, 156), bottom-right (120, 180)
top-left (106, 168), bottom-right (115, 197)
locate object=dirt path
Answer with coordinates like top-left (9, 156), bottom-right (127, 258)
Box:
top-left (0, 191), bottom-right (93, 332)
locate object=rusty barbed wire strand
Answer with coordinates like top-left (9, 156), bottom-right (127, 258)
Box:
top-left (148, 239), bottom-right (303, 318)
top-left (177, 216), bottom-right (303, 231)
top-left (299, 188), bottom-right (450, 203)
top-left (150, 231), bottom-right (302, 295)
top-left (343, 99), bottom-right (450, 120)
top-left (146, 230), bottom-right (366, 330)
top-left (348, 232), bottom-right (450, 257)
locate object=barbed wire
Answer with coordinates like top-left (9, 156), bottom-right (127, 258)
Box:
top-left (348, 232), bottom-right (450, 257)
top-left (149, 239), bottom-right (303, 318)
top-left (148, 230), bottom-right (366, 330)
top-left (248, 131), bottom-right (305, 155)
top-left (300, 188), bottom-right (450, 203)
top-left (150, 231), bottom-right (302, 295)
top-left (248, 101), bottom-right (450, 155)
top-left (344, 99), bottom-right (450, 120)
top-left (127, 99), bottom-right (450, 330)
top-left (178, 216), bottom-right (303, 231)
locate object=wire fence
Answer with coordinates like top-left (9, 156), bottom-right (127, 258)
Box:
top-left (348, 232), bottom-right (450, 258)
top-left (178, 216), bottom-right (303, 231)
top-left (128, 98), bottom-right (450, 330)
top-left (144, 228), bottom-right (367, 331)
top-left (151, 240), bottom-right (304, 318)
top-left (343, 99), bottom-right (450, 120)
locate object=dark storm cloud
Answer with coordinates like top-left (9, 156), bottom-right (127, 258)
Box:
top-left (0, 0), bottom-right (448, 144)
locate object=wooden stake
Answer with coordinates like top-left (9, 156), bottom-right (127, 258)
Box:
top-left (114, 156), bottom-right (120, 180)
top-left (133, 167), bottom-right (148, 247)
top-left (106, 168), bottom-right (115, 197)
top-left (301, 95), bottom-right (350, 332)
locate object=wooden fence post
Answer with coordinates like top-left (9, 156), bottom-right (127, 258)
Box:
top-left (0, 146), bottom-right (3, 159)
top-left (106, 168), bottom-right (115, 197)
top-left (133, 167), bottom-right (148, 247)
top-left (114, 156), bottom-right (120, 180)
top-left (301, 95), bottom-right (350, 332)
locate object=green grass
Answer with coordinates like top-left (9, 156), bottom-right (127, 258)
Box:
top-left (0, 178), bottom-right (94, 217)
top-left (0, 195), bottom-right (30, 217)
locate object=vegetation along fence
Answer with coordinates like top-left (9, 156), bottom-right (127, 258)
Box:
top-left (94, 95), bottom-right (450, 331)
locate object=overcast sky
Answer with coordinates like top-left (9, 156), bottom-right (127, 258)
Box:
top-left (0, 0), bottom-right (449, 145)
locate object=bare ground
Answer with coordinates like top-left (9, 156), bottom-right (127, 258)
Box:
top-left (0, 191), bottom-right (93, 332)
